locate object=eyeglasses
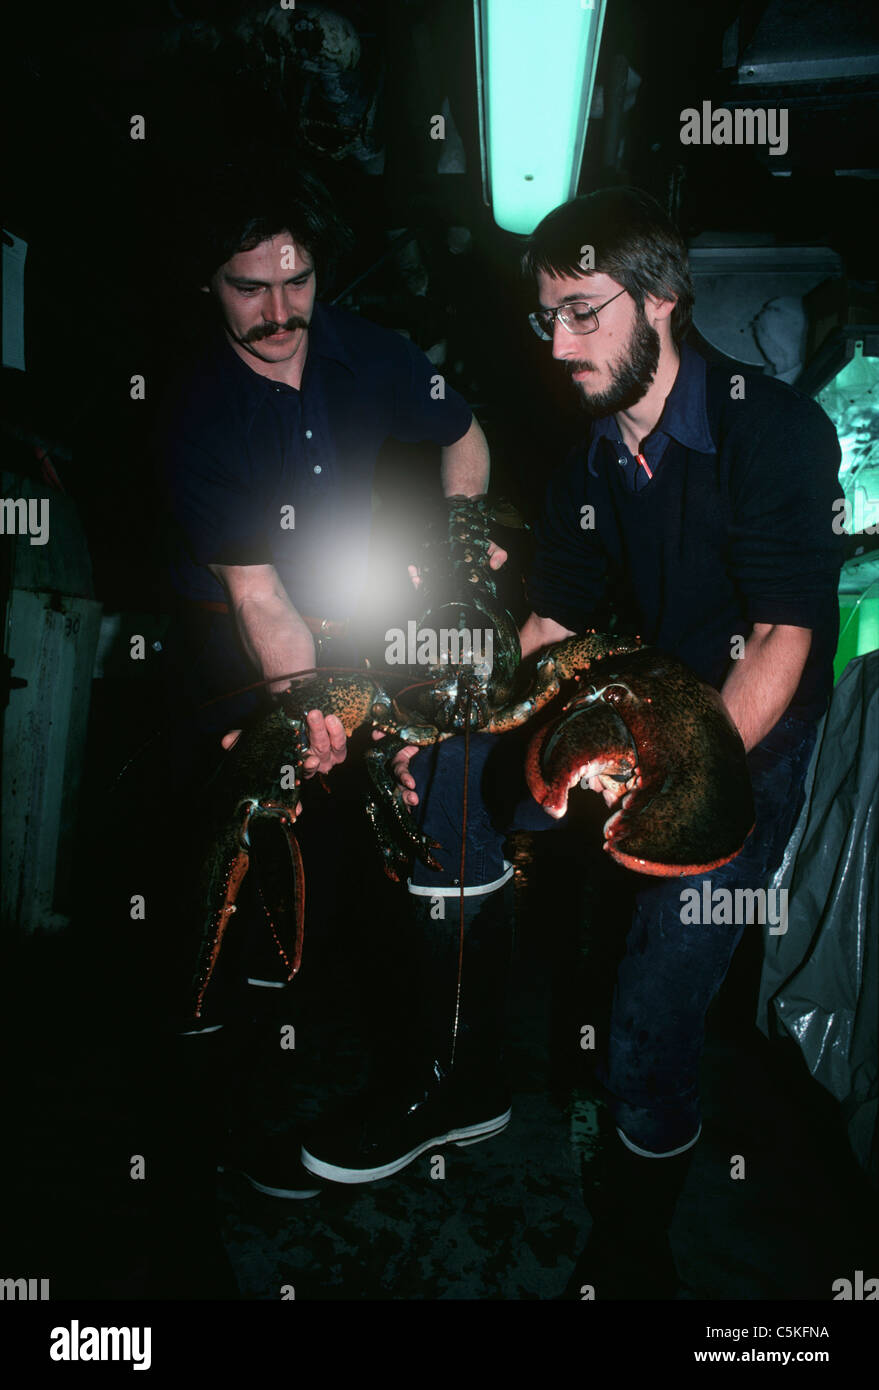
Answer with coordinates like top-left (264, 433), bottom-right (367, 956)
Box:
top-left (528, 287), bottom-right (627, 341)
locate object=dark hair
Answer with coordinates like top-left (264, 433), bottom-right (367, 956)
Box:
top-left (521, 186), bottom-right (694, 346)
top-left (191, 154), bottom-right (354, 289)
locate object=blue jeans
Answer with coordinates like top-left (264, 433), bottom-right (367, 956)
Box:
top-left (411, 714), bottom-right (818, 1152)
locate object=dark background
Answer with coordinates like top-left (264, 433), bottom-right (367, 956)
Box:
top-left (4, 0), bottom-right (879, 609)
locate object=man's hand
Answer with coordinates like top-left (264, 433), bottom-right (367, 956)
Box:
top-left (220, 709), bottom-right (347, 820)
top-left (487, 540), bottom-right (508, 571)
top-left (519, 611), bottom-right (577, 660)
top-left (301, 710), bottom-right (348, 775)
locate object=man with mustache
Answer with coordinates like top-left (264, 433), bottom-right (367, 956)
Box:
top-left (159, 166), bottom-right (498, 752)
top-left (301, 186), bottom-right (843, 1300)
top-left (154, 161), bottom-right (501, 1201)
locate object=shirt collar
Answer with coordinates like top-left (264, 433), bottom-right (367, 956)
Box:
top-left (586, 341), bottom-right (715, 475)
top-left (307, 301), bottom-right (356, 371)
top-left (214, 299), bottom-right (354, 396)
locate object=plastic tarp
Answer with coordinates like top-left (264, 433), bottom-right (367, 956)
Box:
top-left (757, 652), bottom-right (878, 1176)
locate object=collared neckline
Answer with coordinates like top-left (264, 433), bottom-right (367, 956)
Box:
top-left (214, 300), bottom-right (354, 397)
top-left (586, 341), bottom-right (715, 477)
top-left (308, 301), bottom-right (355, 371)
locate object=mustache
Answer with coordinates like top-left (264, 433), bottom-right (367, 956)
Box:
top-left (243, 317), bottom-right (309, 343)
top-left (564, 359), bottom-right (596, 376)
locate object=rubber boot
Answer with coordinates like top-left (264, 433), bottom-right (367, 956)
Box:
top-left (139, 1025), bottom-right (241, 1298)
top-left (407, 871), bottom-right (514, 1095)
top-left (210, 1001), bottom-right (322, 1200)
top-left (301, 874), bottom-right (515, 1183)
top-left (562, 1100), bottom-right (696, 1300)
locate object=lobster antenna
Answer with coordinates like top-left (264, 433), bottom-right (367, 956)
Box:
top-left (106, 665), bottom-right (319, 797)
top-left (105, 662), bottom-right (427, 797)
top-left (449, 688), bottom-right (473, 1072)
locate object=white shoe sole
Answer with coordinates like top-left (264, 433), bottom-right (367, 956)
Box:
top-left (300, 1108), bottom-right (512, 1184)
top-left (216, 1162), bottom-right (321, 1200)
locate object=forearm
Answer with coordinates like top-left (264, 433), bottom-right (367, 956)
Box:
top-left (234, 597), bottom-right (316, 693)
top-left (519, 611), bottom-right (577, 659)
top-left (210, 564), bottom-right (316, 693)
top-left (441, 416), bottom-right (490, 497)
top-left (720, 623), bottom-right (812, 752)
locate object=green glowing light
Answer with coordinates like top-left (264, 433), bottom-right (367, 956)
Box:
top-left (475, 0), bottom-right (607, 235)
top-left (817, 340), bottom-right (879, 502)
top-left (818, 342), bottom-right (879, 677)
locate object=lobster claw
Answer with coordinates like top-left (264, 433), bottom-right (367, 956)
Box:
top-left (525, 652), bottom-right (755, 877)
top-left (191, 799), bottom-right (305, 1020)
top-left (525, 698), bottom-right (639, 818)
top-left (183, 675), bottom-right (383, 1024)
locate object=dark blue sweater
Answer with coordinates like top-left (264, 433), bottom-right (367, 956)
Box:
top-left (527, 345), bottom-right (844, 722)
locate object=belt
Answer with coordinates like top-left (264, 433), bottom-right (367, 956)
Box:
top-left (183, 599), bottom-right (349, 639)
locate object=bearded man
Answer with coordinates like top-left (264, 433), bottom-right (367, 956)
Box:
top-left (300, 187), bottom-right (843, 1301)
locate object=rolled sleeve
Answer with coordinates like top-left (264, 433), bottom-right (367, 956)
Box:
top-left (390, 337), bottom-right (472, 446)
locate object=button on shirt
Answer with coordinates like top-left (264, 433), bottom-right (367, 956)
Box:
top-left (528, 344), bottom-right (844, 721)
top-left (156, 302), bottom-right (472, 619)
top-left (587, 342), bottom-right (715, 492)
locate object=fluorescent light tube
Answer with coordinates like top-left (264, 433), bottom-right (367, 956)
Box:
top-left (475, 0), bottom-right (607, 234)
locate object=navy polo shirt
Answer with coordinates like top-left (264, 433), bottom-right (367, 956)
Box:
top-left (156, 301), bottom-right (472, 618)
top-left (588, 341), bottom-right (714, 492)
top-left (528, 343), bottom-right (844, 721)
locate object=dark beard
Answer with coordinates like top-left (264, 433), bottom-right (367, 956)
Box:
top-left (566, 306), bottom-right (661, 417)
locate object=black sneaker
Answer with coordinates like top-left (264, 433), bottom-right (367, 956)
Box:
top-left (300, 1064), bottom-right (512, 1184)
top-left (218, 1132), bottom-right (322, 1200)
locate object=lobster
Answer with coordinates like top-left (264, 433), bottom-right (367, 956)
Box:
top-left (186, 495), bottom-right (754, 1020)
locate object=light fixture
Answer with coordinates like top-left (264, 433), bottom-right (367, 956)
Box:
top-left (474, 0), bottom-right (607, 235)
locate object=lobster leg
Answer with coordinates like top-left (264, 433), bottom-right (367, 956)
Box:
top-left (481, 662), bottom-right (564, 733)
top-left (550, 631), bottom-right (642, 679)
top-left (480, 631), bottom-right (644, 735)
